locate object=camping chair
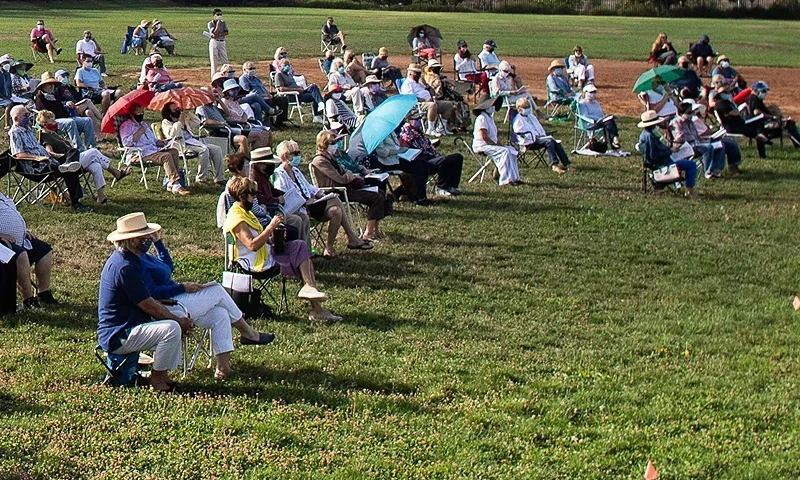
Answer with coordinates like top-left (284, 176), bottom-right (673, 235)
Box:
top-left (458, 137), bottom-right (494, 184)
top-left (110, 115), bottom-right (161, 191)
top-left (152, 122), bottom-right (194, 187)
top-left (308, 164), bottom-right (364, 235)
top-left (1, 151), bottom-right (70, 209)
top-left (224, 231), bottom-right (289, 315)
top-left (545, 88), bottom-right (574, 121)
top-left (30, 44), bottom-right (46, 62)
top-left (321, 33), bottom-right (342, 54)
top-left (636, 142), bottom-right (681, 195)
top-left (508, 108), bottom-right (548, 169)
top-left (571, 100), bottom-right (608, 154)
top-left (270, 71), bottom-right (306, 125)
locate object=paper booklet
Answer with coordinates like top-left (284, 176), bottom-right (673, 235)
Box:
top-left (281, 188), bottom-right (306, 216)
top-left (397, 148), bottom-right (421, 161)
top-left (709, 129), bottom-right (726, 140)
top-left (358, 186), bottom-right (379, 193)
top-left (308, 192), bottom-right (338, 204)
top-left (365, 172), bottom-right (390, 182)
top-left (202, 31), bottom-right (212, 38)
top-left (0, 242), bottom-right (14, 264)
top-left (670, 142), bottom-right (694, 161)
top-left (744, 113), bottom-right (764, 125)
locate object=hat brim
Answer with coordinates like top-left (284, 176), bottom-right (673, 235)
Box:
top-left (106, 223), bottom-right (161, 242)
top-left (34, 78), bottom-right (61, 91)
top-left (548, 64), bottom-right (565, 71)
top-left (472, 95), bottom-right (502, 113)
top-left (250, 158), bottom-right (281, 165)
top-left (637, 118), bottom-right (664, 128)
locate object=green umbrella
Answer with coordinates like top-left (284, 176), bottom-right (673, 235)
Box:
top-left (632, 65), bottom-right (686, 93)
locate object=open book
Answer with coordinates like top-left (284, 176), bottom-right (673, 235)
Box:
top-left (308, 192), bottom-right (338, 204)
top-left (365, 172), bottom-right (389, 182)
top-left (670, 142), bottom-right (694, 161)
top-left (709, 129), bottom-right (727, 140)
top-left (0, 242), bottom-right (14, 264)
top-left (397, 148), bottom-right (421, 161)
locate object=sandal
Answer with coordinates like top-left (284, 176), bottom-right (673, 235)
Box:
top-left (347, 242), bottom-right (373, 250)
top-left (323, 249), bottom-right (338, 258)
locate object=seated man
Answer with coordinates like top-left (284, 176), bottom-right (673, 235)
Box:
top-left (545, 60), bottom-right (574, 107)
top-left (160, 102), bottom-right (225, 185)
top-left (478, 40), bottom-right (500, 77)
top-left (513, 97), bottom-right (571, 174)
top-left (400, 64), bottom-right (450, 137)
top-left (711, 55), bottom-right (745, 92)
top-left (566, 46), bottom-right (595, 89)
top-left (472, 96), bottom-right (521, 186)
top-left (320, 50), bottom-right (335, 75)
top-left (0, 191), bottom-right (59, 309)
top-left (370, 47), bottom-right (403, 84)
top-left (360, 75), bottom-right (388, 111)
top-left (577, 84), bottom-right (621, 150)
top-left (321, 16), bottom-right (346, 49)
top-left (145, 56), bottom-right (182, 92)
top-left (638, 110), bottom-right (696, 198)
top-left (149, 19), bottom-right (176, 56)
top-left (75, 55), bottom-right (121, 114)
top-left (743, 81), bottom-right (800, 147)
top-left (399, 111), bottom-right (464, 196)
top-left (709, 74), bottom-right (769, 158)
top-left (34, 72), bottom-right (96, 151)
top-left (195, 96), bottom-right (249, 154)
top-left (120, 103), bottom-right (190, 195)
top-left (76, 31), bottom-right (107, 77)
top-left (98, 212), bottom-right (193, 393)
top-left (670, 101), bottom-right (726, 179)
top-left (0, 55), bottom-right (28, 129)
top-left (238, 61), bottom-right (287, 126)
top-left (674, 56), bottom-right (703, 100)
top-left (54, 69), bottom-right (104, 137)
top-left (328, 57), bottom-right (364, 114)
top-left (274, 58), bottom-right (325, 124)
top-left (8, 105), bottom-right (87, 211)
top-left (688, 35), bottom-right (716, 77)
top-left (31, 20), bottom-right (61, 64)
top-left (639, 75), bottom-right (678, 119)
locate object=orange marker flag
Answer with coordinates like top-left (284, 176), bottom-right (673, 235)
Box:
top-left (793, 296), bottom-right (800, 311)
top-left (644, 460), bottom-right (659, 480)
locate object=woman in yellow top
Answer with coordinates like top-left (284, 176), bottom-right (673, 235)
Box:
top-left (223, 177), bottom-right (341, 322)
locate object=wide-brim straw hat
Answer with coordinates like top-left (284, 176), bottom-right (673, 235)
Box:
top-left (547, 59), bottom-right (565, 71)
top-left (637, 110), bottom-right (664, 128)
top-left (152, 19), bottom-right (161, 26)
top-left (139, 19), bottom-right (150, 27)
top-left (35, 72), bottom-right (61, 91)
top-left (250, 147), bottom-right (281, 164)
top-left (363, 75), bottom-right (381, 85)
top-left (107, 212), bottom-right (161, 242)
top-left (407, 64), bottom-right (422, 73)
top-left (716, 55), bottom-right (729, 65)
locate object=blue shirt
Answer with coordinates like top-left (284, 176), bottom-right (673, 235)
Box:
top-left (139, 241), bottom-right (185, 300)
top-left (97, 249), bottom-right (153, 352)
top-left (75, 66), bottom-right (102, 89)
top-left (239, 74), bottom-right (268, 96)
top-left (638, 129), bottom-right (673, 169)
top-left (711, 66), bottom-right (737, 80)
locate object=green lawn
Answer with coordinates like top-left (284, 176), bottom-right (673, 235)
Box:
top-left (1, 5), bottom-right (800, 479)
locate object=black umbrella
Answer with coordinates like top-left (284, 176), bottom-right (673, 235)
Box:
top-left (408, 25), bottom-right (443, 50)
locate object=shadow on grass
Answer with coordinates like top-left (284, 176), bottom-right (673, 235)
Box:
top-left (0, 391), bottom-right (44, 415)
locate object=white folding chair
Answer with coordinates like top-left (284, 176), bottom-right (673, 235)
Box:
top-left (270, 71), bottom-right (306, 124)
top-left (459, 137), bottom-right (494, 184)
top-left (308, 163), bottom-right (364, 235)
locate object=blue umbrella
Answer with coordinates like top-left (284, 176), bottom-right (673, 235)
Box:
top-left (352, 94), bottom-right (418, 154)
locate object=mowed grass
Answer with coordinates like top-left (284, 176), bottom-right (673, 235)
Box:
top-left (1, 5), bottom-right (800, 479)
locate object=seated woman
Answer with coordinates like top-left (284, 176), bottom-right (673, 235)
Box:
top-left (453, 40), bottom-right (488, 96)
top-left (37, 110), bottom-right (130, 204)
top-left (145, 56), bottom-right (182, 92)
top-left (412, 28), bottom-right (437, 61)
top-left (140, 222), bottom-right (275, 379)
top-left (9, 61), bottom-right (34, 99)
top-left (360, 76), bottom-right (388, 111)
top-left (684, 99), bottom-right (744, 175)
top-left (544, 60), bottom-right (572, 108)
top-left (513, 97), bottom-right (570, 174)
top-left (311, 130), bottom-right (387, 241)
top-left (399, 112), bottom-right (464, 196)
top-left (221, 152), bottom-right (277, 229)
top-left (274, 140), bottom-right (372, 257)
top-left (344, 50), bottom-right (369, 84)
top-left (370, 48), bottom-right (403, 85)
top-left (669, 102), bottom-right (726, 179)
top-left (374, 131), bottom-right (431, 205)
top-left (149, 19), bottom-right (176, 56)
top-left (219, 79), bottom-right (272, 149)
top-left (640, 75), bottom-right (678, 119)
top-left (131, 20), bottom-right (149, 55)
top-left (711, 56), bottom-right (745, 92)
top-left (324, 85), bottom-right (359, 132)
top-left (709, 74), bottom-right (769, 158)
top-left (272, 47), bottom-right (294, 75)
top-left (649, 32), bottom-right (677, 66)
top-left (223, 177), bottom-right (340, 322)
top-left (577, 84), bottom-right (621, 150)
top-left (328, 57), bottom-right (364, 114)
top-left (638, 110), bottom-right (697, 198)
top-left (472, 96), bottom-right (521, 186)
top-left (743, 81), bottom-right (800, 148)
top-left (54, 69), bottom-right (104, 139)
top-left (566, 46), bottom-right (595, 89)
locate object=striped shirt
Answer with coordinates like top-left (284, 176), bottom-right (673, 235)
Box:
top-left (0, 192), bottom-right (29, 248)
top-left (9, 125), bottom-right (54, 174)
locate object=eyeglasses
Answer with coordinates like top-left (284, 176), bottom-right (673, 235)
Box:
top-left (247, 190), bottom-right (258, 195)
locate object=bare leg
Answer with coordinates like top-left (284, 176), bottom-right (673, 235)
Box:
top-left (428, 104), bottom-right (437, 123)
top-left (150, 370), bottom-right (172, 391)
top-left (101, 93), bottom-right (111, 115)
top-left (46, 43), bottom-right (55, 63)
top-left (231, 318), bottom-right (259, 341)
top-left (363, 219), bottom-right (379, 239)
top-left (33, 251), bottom-right (52, 293)
top-left (15, 251), bottom-right (34, 300)
top-left (325, 205), bottom-right (343, 255)
top-left (96, 186), bottom-right (107, 203)
top-left (215, 352), bottom-right (231, 377)
top-left (234, 134), bottom-right (249, 155)
top-left (5, 105), bottom-right (12, 128)
top-left (298, 259), bottom-right (317, 288)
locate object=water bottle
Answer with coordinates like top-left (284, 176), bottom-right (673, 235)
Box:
top-left (272, 223), bottom-right (286, 255)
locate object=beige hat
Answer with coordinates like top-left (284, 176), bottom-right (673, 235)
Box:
top-left (498, 60), bottom-right (512, 73)
top-left (139, 19), bottom-right (150, 28)
top-left (152, 19), bottom-right (161, 26)
top-left (407, 64), bottom-right (422, 73)
top-left (548, 59), bottom-right (565, 71)
top-left (107, 212), bottom-right (161, 242)
top-left (716, 55), bottom-right (729, 65)
top-left (681, 98), bottom-right (706, 116)
top-left (637, 110), bottom-right (664, 128)
top-left (426, 59), bottom-right (442, 69)
top-left (250, 147), bottom-right (280, 164)
top-left (363, 75), bottom-right (381, 85)
top-left (35, 72), bottom-right (61, 91)
top-left (582, 84), bottom-right (597, 93)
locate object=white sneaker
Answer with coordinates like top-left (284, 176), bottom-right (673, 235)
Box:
top-left (58, 162), bottom-right (81, 173)
top-left (434, 187), bottom-right (452, 196)
top-left (101, 73), bottom-right (108, 78)
top-left (425, 128), bottom-right (441, 137)
top-left (298, 284), bottom-right (327, 300)
top-left (312, 115), bottom-right (324, 124)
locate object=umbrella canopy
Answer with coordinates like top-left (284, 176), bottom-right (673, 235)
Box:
top-left (632, 65), bottom-right (685, 93)
top-left (148, 87), bottom-right (215, 111)
top-left (351, 94), bottom-right (418, 155)
top-left (408, 24), bottom-right (443, 50)
top-left (101, 89), bottom-right (155, 134)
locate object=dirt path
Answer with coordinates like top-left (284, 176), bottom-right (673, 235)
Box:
top-left (169, 56), bottom-right (800, 118)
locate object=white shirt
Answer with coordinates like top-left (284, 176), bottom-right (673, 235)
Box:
top-left (0, 192), bottom-right (28, 248)
top-left (454, 54), bottom-right (478, 79)
top-left (400, 77), bottom-right (431, 100)
top-left (273, 164), bottom-right (320, 216)
top-left (512, 113), bottom-right (546, 145)
top-left (76, 39), bottom-right (99, 56)
top-left (472, 112), bottom-right (497, 151)
top-left (645, 87), bottom-right (678, 118)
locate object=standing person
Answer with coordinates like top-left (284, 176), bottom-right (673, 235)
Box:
top-left (208, 9), bottom-right (229, 79)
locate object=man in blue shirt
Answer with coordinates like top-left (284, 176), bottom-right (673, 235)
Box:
top-left (75, 55), bottom-right (120, 114)
top-left (98, 212), bottom-right (192, 393)
top-left (237, 61), bottom-right (287, 126)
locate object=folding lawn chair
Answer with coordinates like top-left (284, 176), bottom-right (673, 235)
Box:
top-left (571, 100), bottom-right (610, 154)
top-left (1, 150), bottom-right (70, 209)
top-left (457, 137), bottom-right (494, 184)
top-left (224, 231), bottom-right (289, 315)
top-left (110, 115), bottom-right (163, 191)
top-left (270, 71), bottom-right (307, 125)
top-left (508, 108), bottom-right (548, 169)
top-left (308, 163), bottom-right (364, 235)
top-left (152, 122), bottom-right (194, 187)
top-left (321, 33), bottom-right (342, 54)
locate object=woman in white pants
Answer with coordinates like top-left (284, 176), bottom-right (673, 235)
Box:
top-left (161, 104), bottom-right (226, 185)
top-left (472, 96), bottom-right (522, 186)
top-left (140, 230), bottom-right (275, 379)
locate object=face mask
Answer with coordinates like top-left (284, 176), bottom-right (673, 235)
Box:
top-left (586, 92), bottom-right (596, 101)
top-left (720, 61), bottom-right (730, 69)
top-left (17, 70), bottom-right (26, 76)
top-left (215, 15), bottom-right (222, 20)
top-left (282, 65), bottom-right (291, 74)
top-left (486, 106), bottom-right (495, 115)
top-left (155, 62), bottom-right (164, 69)
top-left (411, 119), bottom-right (422, 130)
top-left (140, 237), bottom-right (153, 254)
top-left (242, 199), bottom-right (254, 211)
top-left (46, 123), bottom-right (58, 132)
top-left (18, 115), bottom-right (29, 128)
top-left (2, 64), bottom-right (9, 72)
top-left (336, 140), bottom-right (343, 150)
top-left (337, 67), bottom-right (345, 74)
top-left (170, 110), bottom-right (181, 120)
top-left (247, 68), bottom-right (256, 76)
top-left (652, 126), bottom-right (660, 134)
top-left (37, 25), bottom-right (44, 31)
top-left (331, 93), bottom-right (342, 100)
top-left (370, 84), bottom-right (382, 93)
top-left (279, 53), bottom-right (287, 59)
top-left (326, 144), bottom-right (337, 154)
top-left (43, 92), bottom-right (56, 101)
top-left (84, 36), bottom-right (91, 41)
top-left (554, 68), bottom-right (563, 75)
top-left (418, 33), bottom-right (424, 37)
top-left (84, 62), bottom-right (93, 69)
top-left (133, 113), bottom-right (144, 123)
top-left (227, 72), bottom-right (235, 78)
top-left (757, 92), bottom-right (766, 100)
top-left (291, 155), bottom-right (302, 167)
top-left (154, 24), bottom-right (161, 29)
top-left (60, 76), bottom-right (68, 84)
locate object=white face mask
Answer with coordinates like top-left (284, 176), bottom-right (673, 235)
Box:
top-left (36, 25), bottom-right (44, 31)
top-left (586, 92), bottom-right (596, 100)
top-left (84, 62), bottom-right (93, 69)
top-left (720, 61), bottom-right (730, 69)
top-left (331, 93), bottom-right (342, 100)
top-left (326, 144), bottom-right (337, 154)
top-left (215, 15), bottom-right (222, 20)
top-left (154, 23), bottom-right (161, 30)
top-left (247, 68), bottom-right (256, 76)
top-left (2, 64), bottom-right (9, 72)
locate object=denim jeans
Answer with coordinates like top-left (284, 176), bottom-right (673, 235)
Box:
top-left (693, 142), bottom-right (725, 175)
top-left (241, 92), bottom-right (273, 121)
top-left (674, 159), bottom-right (697, 188)
top-left (721, 138), bottom-right (742, 167)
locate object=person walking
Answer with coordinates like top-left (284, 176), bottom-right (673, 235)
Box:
top-left (207, 8), bottom-right (229, 78)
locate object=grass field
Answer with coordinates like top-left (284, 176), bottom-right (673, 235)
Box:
top-left (1, 4), bottom-right (800, 479)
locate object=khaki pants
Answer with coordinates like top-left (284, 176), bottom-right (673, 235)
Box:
top-left (143, 149), bottom-right (181, 186)
top-left (209, 39), bottom-right (228, 78)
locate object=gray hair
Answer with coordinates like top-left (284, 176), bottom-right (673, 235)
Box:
top-left (114, 238), bottom-right (140, 252)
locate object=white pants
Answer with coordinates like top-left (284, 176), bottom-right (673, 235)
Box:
top-left (167, 284), bottom-right (242, 356)
top-left (571, 64), bottom-right (595, 82)
top-left (344, 87), bottom-right (364, 114)
top-left (186, 143), bottom-right (224, 182)
top-left (477, 145), bottom-right (520, 185)
top-left (79, 148), bottom-right (112, 190)
top-left (209, 39), bottom-right (228, 78)
top-left (113, 320), bottom-right (182, 371)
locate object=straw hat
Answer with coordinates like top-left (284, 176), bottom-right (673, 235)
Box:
top-left (139, 19), bottom-right (150, 28)
top-left (716, 55), bottom-right (729, 65)
top-left (363, 75), bottom-right (381, 85)
top-left (35, 72), bottom-right (60, 91)
top-left (250, 147), bottom-right (280, 164)
top-left (407, 64), bottom-right (422, 73)
top-left (107, 212), bottom-right (161, 242)
top-left (637, 110), bottom-right (664, 128)
top-left (222, 79), bottom-right (239, 93)
top-left (152, 19), bottom-right (161, 26)
top-left (547, 59), bottom-right (565, 71)
top-left (427, 59), bottom-right (442, 69)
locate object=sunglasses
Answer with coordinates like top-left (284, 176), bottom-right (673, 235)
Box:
top-left (287, 150), bottom-right (300, 155)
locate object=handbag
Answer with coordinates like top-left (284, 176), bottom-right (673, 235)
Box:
top-left (221, 270), bottom-right (262, 318)
top-left (587, 137), bottom-right (607, 153)
top-left (652, 163), bottom-right (681, 183)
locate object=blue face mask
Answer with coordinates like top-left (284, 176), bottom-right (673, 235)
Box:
top-left (418, 33), bottom-right (424, 37)
top-left (337, 66), bottom-right (345, 74)
top-left (282, 65), bottom-right (291, 74)
top-left (291, 155), bottom-right (302, 167)
top-left (140, 237), bottom-right (153, 254)
top-left (18, 115), bottom-right (30, 128)
top-left (60, 76), bottom-right (69, 85)
top-left (336, 140), bottom-right (343, 150)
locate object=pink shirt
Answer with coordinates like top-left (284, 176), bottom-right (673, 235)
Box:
top-left (31, 28), bottom-right (53, 40)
